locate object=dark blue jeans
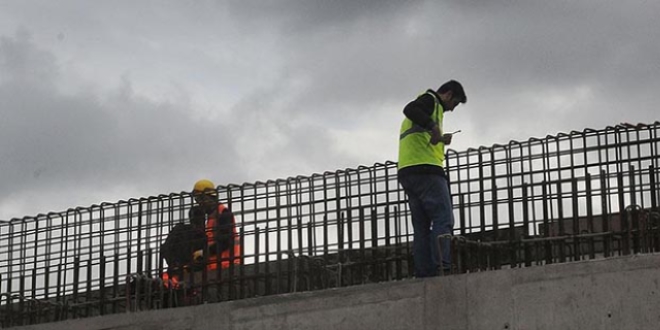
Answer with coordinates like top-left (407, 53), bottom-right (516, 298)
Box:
top-left (399, 173), bottom-right (454, 277)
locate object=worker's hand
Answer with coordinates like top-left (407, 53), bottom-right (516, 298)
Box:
top-left (442, 133), bottom-right (454, 145)
top-left (429, 125), bottom-right (443, 145)
top-left (193, 249), bottom-right (204, 262)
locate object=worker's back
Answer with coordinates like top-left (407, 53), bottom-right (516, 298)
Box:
top-left (161, 223), bottom-right (206, 270)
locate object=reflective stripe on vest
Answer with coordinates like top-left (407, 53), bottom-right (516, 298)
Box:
top-left (398, 91), bottom-right (445, 169)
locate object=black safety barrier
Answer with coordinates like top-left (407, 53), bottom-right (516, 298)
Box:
top-left (1, 121), bottom-right (659, 327)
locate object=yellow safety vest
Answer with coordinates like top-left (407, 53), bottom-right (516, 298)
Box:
top-left (398, 91), bottom-right (445, 169)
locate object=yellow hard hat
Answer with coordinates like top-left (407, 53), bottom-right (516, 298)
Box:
top-left (193, 179), bottom-right (217, 195)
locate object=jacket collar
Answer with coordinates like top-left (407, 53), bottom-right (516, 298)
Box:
top-left (426, 89), bottom-right (447, 111)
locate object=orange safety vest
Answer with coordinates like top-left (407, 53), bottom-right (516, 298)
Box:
top-left (206, 203), bottom-right (241, 270)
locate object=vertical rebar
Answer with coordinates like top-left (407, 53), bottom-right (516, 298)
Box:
top-left (522, 183), bottom-right (531, 267)
top-left (571, 178), bottom-right (580, 261)
top-left (542, 182), bottom-right (552, 264)
top-left (601, 170), bottom-right (611, 257)
top-left (585, 174), bottom-right (596, 259)
top-left (618, 172), bottom-right (630, 255)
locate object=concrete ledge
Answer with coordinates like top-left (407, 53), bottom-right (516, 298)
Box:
top-left (12, 254), bottom-right (660, 330)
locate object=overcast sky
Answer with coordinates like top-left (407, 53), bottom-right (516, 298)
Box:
top-left (1, 1), bottom-right (658, 220)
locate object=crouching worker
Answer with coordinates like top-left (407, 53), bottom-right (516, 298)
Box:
top-left (161, 179), bottom-right (241, 290)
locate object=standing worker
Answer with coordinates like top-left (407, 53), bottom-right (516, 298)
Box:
top-left (191, 179), bottom-right (242, 271)
top-left (397, 80), bottom-right (467, 277)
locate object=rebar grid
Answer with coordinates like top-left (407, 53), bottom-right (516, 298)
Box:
top-left (1, 121), bottom-right (659, 327)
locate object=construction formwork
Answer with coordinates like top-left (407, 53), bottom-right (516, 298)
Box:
top-left (1, 122), bottom-right (659, 327)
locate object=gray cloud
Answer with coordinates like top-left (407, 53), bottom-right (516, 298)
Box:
top-left (0, 32), bottom-right (245, 217)
top-left (1, 2), bottom-right (659, 218)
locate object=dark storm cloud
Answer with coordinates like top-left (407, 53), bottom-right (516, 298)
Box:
top-left (227, 0), bottom-right (418, 33)
top-left (223, 0), bottom-right (430, 109)
top-left (0, 32), bottom-right (244, 216)
top-left (443, 1), bottom-right (660, 141)
top-left (244, 0), bottom-right (660, 143)
top-left (201, 0), bottom-right (660, 157)
top-left (1, 1), bottom-right (658, 218)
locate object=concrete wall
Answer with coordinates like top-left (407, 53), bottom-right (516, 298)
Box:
top-left (11, 253), bottom-right (660, 330)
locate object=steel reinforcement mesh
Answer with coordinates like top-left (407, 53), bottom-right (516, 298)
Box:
top-left (1, 121), bottom-right (659, 327)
